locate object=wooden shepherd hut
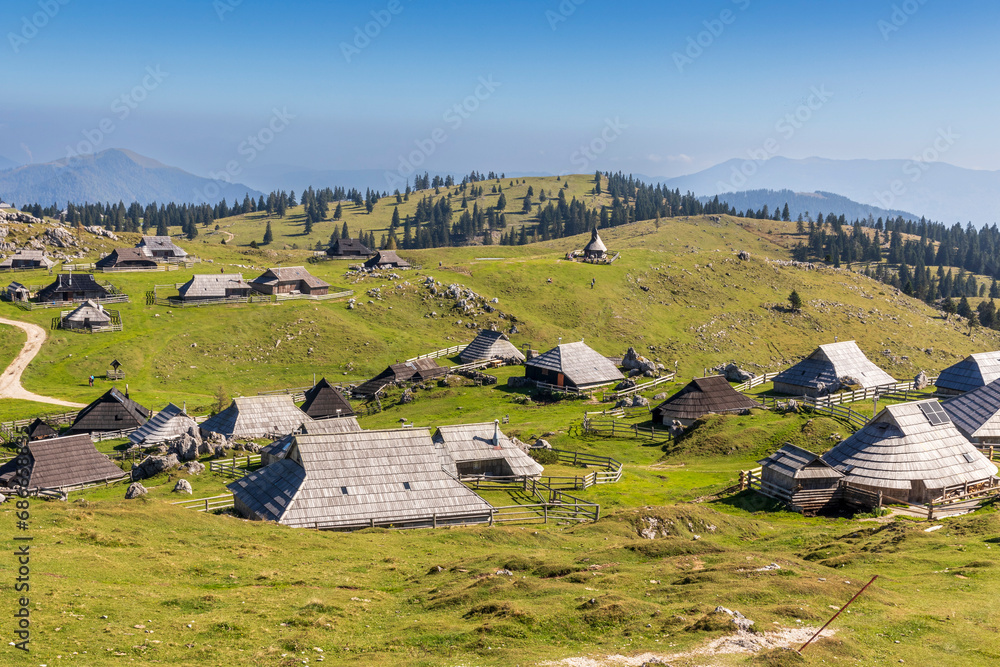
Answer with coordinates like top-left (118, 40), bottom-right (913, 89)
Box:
top-left (249, 266), bottom-right (330, 295)
top-left (37, 274), bottom-right (108, 303)
top-left (0, 249), bottom-right (54, 270)
top-left (300, 378), bottom-right (355, 420)
top-left (433, 421), bottom-right (543, 479)
top-left (260, 415), bottom-right (363, 466)
top-left (199, 395), bottom-right (314, 440)
top-left (0, 434), bottom-right (126, 492)
top-left (935, 352), bottom-right (1000, 396)
top-left (25, 418), bottom-right (57, 441)
top-left (651, 375), bottom-right (765, 426)
top-left (60, 300), bottom-right (113, 331)
top-left (4, 281), bottom-right (30, 301)
top-left (354, 358), bottom-right (448, 398)
top-left (772, 340), bottom-right (895, 397)
top-left (582, 228), bottom-right (607, 260)
top-left (363, 250), bottom-right (411, 270)
top-left (136, 236), bottom-right (188, 260)
top-left (941, 378), bottom-right (1000, 445)
top-left (66, 387), bottom-right (151, 434)
top-left (459, 330), bottom-right (525, 364)
top-left (524, 341), bottom-right (624, 391)
top-left (229, 428), bottom-right (494, 530)
top-left (327, 238), bottom-right (372, 257)
top-left (177, 274), bottom-right (252, 301)
top-left (95, 248), bottom-right (158, 270)
top-left (757, 444), bottom-right (844, 515)
top-left (129, 403), bottom-right (200, 446)
top-left (822, 399), bottom-right (998, 504)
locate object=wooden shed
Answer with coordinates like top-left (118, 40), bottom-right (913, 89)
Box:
top-left (363, 250), bottom-right (411, 270)
top-left (757, 444), bottom-right (844, 515)
top-left (354, 358), bottom-right (448, 398)
top-left (261, 415), bottom-right (363, 466)
top-left (177, 274), bottom-right (251, 301)
top-left (129, 403), bottom-right (199, 446)
top-left (935, 352), bottom-right (1000, 396)
top-left (0, 249), bottom-right (54, 270)
top-left (4, 281), bottom-right (30, 301)
top-left (228, 428), bottom-right (493, 530)
top-left (136, 236), bottom-right (188, 260)
top-left (651, 375), bottom-right (765, 426)
top-left (95, 248), bottom-right (158, 270)
top-left (433, 421), bottom-right (543, 479)
top-left (199, 395), bottom-right (313, 440)
top-left (0, 434), bottom-right (126, 492)
top-left (25, 418), bottom-right (57, 441)
top-left (524, 341), bottom-right (624, 391)
top-left (941, 378), bottom-right (1000, 445)
top-left (249, 266), bottom-right (330, 295)
top-left (300, 378), bottom-right (355, 420)
top-left (459, 330), bottom-right (525, 364)
top-left (822, 399), bottom-right (998, 504)
top-left (66, 387), bottom-right (151, 434)
top-left (772, 340), bottom-right (895, 397)
top-left (37, 274), bottom-right (108, 303)
top-left (60, 299), bottom-right (113, 331)
top-left (582, 228), bottom-right (607, 260)
top-left (327, 238), bottom-right (372, 257)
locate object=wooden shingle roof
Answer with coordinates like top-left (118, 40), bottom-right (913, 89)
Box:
top-left (229, 428), bottom-right (492, 529)
top-left (459, 330), bottom-right (525, 364)
top-left (583, 228), bottom-right (607, 253)
top-left (363, 250), bottom-right (411, 268)
top-left (261, 415), bottom-right (362, 463)
top-left (354, 358), bottom-right (447, 397)
top-left (0, 434), bottom-right (125, 491)
top-left (178, 274), bottom-right (249, 299)
top-left (63, 300), bottom-right (111, 325)
top-left (773, 340), bottom-right (894, 393)
top-left (138, 236), bottom-right (188, 257)
top-left (38, 274), bottom-right (108, 301)
top-left (250, 266), bottom-right (329, 290)
top-left (941, 378), bottom-right (1000, 440)
top-left (67, 387), bottom-right (151, 434)
top-left (936, 352), bottom-right (1000, 394)
top-left (0, 249), bottom-right (54, 269)
top-left (95, 248), bottom-right (157, 268)
top-left (26, 418), bottom-right (57, 440)
top-left (526, 341), bottom-right (624, 388)
top-left (434, 422), bottom-right (543, 478)
top-left (822, 399), bottom-right (998, 493)
top-left (300, 378), bottom-right (355, 419)
top-left (199, 395), bottom-right (313, 439)
top-left (652, 375), bottom-right (764, 421)
top-left (329, 238), bottom-right (371, 255)
top-left (129, 403), bottom-right (199, 445)
top-left (758, 444), bottom-right (843, 480)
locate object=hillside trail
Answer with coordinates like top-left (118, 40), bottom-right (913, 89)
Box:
top-left (0, 317), bottom-right (86, 408)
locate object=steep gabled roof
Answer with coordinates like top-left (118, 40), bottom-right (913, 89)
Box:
top-left (228, 428), bottom-right (492, 529)
top-left (936, 352), bottom-right (1000, 394)
top-left (129, 403), bottom-right (199, 445)
top-left (583, 228), bottom-right (607, 253)
top-left (459, 330), bottom-right (525, 364)
top-left (941, 378), bottom-right (1000, 440)
top-left (526, 341), bottom-right (624, 388)
top-left (354, 358), bottom-right (447, 397)
top-left (38, 274), bottom-right (108, 301)
top-left (0, 434), bottom-right (125, 490)
top-left (758, 443), bottom-right (843, 480)
top-left (773, 340), bottom-right (894, 392)
top-left (250, 266), bottom-right (329, 289)
top-left (63, 299), bottom-right (111, 325)
top-left (138, 236), bottom-right (188, 256)
top-left (434, 422), bottom-right (543, 478)
top-left (822, 399), bottom-right (998, 492)
top-left (67, 387), bottom-right (151, 434)
top-left (178, 273), bottom-right (249, 299)
top-left (95, 248), bottom-right (157, 268)
top-left (300, 378), bottom-right (355, 419)
top-left (364, 250), bottom-right (410, 268)
top-left (0, 248), bottom-right (54, 268)
top-left (26, 418), bottom-right (57, 440)
top-left (330, 238), bottom-right (372, 254)
top-left (199, 395), bottom-right (313, 439)
top-left (261, 415), bottom-right (363, 463)
top-left (652, 375), bottom-right (764, 421)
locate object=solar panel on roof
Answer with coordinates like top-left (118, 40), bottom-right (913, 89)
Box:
top-left (919, 402), bottom-right (950, 426)
top-left (963, 452), bottom-right (977, 463)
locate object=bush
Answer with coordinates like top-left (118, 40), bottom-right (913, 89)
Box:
top-left (530, 449), bottom-right (559, 465)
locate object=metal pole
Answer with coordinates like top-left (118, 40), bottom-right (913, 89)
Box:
top-left (799, 576), bottom-right (878, 653)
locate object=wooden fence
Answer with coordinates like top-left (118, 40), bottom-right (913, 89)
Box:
top-left (581, 417), bottom-right (672, 440)
top-left (600, 372), bottom-right (676, 401)
top-left (462, 448), bottom-right (623, 491)
top-left (15, 293), bottom-right (129, 311)
top-left (51, 310), bottom-right (123, 333)
top-left (406, 344), bottom-right (466, 362)
top-left (208, 454), bottom-right (261, 478)
top-left (734, 372), bottom-right (780, 392)
top-left (97, 264), bottom-right (179, 273)
top-left (273, 290), bottom-right (354, 302)
top-left (172, 494), bottom-right (236, 513)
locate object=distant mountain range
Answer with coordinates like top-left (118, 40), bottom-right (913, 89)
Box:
top-left (701, 189), bottom-right (921, 223)
top-left (0, 149), bottom-right (262, 207)
top-left (662, 156), bottom-right (1000, 226)
top-left (0, 154), bottom-right (20, 172)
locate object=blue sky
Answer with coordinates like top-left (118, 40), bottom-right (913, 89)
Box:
top-left (0, 0), bottom-right (996, 181)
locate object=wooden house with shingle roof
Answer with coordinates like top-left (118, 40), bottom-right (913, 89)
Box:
top-left (228, 428), bottom-right (493, 530)
top-left (433, 421), bottom-right (543, 479)
top-left (459, 330), bottom-right (525, 364)
top-left (66, 387), bottom-right (151, 434)
top-left (95, 248), bottom-right (158, 270)
top-left (199, 395), bottom-right (313, 440)
top-left (757, 444), bottom-right (844, 515)
top-left (129, 403), bottom-right (199, 446)
top-left (4, 281), bottom-right (30, 301)
top-left (136, 236), bottom-right (188, 260)
top-left (37, 274), bottom-right (108, 303)
top-left (300, 378), bottom-right (355, 420)
top-left (60, 300), bottom-right (112, 331)
top-left (0, 434), bottom-right (126, 492)
top-left (524, 341), bottom-right (624, 391)
top-left (354, 358), bottom-right (448, 398)
top-left (0, 248), bottom-right (54, 270)
top-left (363, 250), bottom-right (411, 269)
top-left (651, 375), bottom-right (765, 426)
top-left (772, 340), bottom-right (895, 397)
top-left (249, 266), bottom-right (329, 295)
top-left (582, 228), bottom-right (607, 260)
top-left (177, 273), bottom-right (251, 301)
top-left (327, 238), bottom-right (372, 257)
top-left (941, 378), bottom-right (1000, 445)
top-left (821, 399), bottom-right (998, 504)
top-left (261, 416), bottom-right (363, 466)
top-left (26, 418), bottom-right (57, 441)
top-left (935, 352), bottom-right (1000, 396)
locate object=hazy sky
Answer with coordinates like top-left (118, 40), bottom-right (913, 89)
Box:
top-left (1, 0), bottom-right (996, 180)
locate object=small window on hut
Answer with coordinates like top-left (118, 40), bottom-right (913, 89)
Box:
top-left (403, 482), bottom-right (412, 490)
top-left (963, 452), bottom-right (977, 463)
top-left (341, 486), bottom-right (349, 495)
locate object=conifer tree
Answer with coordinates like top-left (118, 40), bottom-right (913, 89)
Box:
top-left (263, 221), bottom-right (273, 245)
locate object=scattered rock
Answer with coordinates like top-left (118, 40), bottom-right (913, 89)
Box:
top-left (914, 370), bottom-right (929, 390)
top-left (173, 479), bottom-right (193, 494)
top-left (622, 347), bottom-right (657, 374)
top-left (124, 482), bottom-right (147, 499)
top-left (737, 250), bottom-right (751, 261)
top-left (130, 454), bottom-right (180, 481)
top-left (182, 461), bottom-right (205, 475)
top-left (721, 363), bottom-right (754, 383)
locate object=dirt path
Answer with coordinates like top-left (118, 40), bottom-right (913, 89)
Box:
top-left (0, 317), bottom-right (86, 408)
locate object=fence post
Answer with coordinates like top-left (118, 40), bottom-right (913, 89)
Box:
top-left (205, 498), bottom-right (209, 512)
top-left (544, 505), bottom-right (548, 523)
